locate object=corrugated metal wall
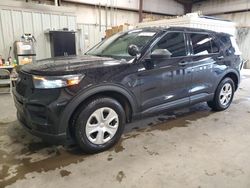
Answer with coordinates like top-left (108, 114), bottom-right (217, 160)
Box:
top-left (77, 23), bottom-right (106, 53)
top-left (0, 8), bottom-right (76, 60)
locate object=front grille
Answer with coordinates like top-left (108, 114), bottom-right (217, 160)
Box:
top-left (16, 71), bottom-right (33, 97)
top-left (16, 80), bottom-right (26, 96)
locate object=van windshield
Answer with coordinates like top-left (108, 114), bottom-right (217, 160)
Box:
top-left (86, 30), bottom-right (157, 60)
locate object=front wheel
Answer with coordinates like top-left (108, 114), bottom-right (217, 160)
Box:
top-left (207, 77), bottom-right (235, 111)
top-left (74, 97), bottom-right (125, 154)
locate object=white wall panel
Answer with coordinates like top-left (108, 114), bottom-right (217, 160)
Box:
top-left (41, 14), bottom-right (51, 58)
top-left (12, 10), bottom-right (24, 39)
top-left (42, 14), bottom-right (51, 30)
top-left (33, 12), bottom-right (44, 60)
top-left (0, 8), bottom-right (77, 60)
top-left (51, 14), bottom-right (60, 30)
top-left (237, 28), bottom-right (250, 65)
top-left (1, 10), bottom-right (14, 57)
top-left (0, 12), bottom-right (5, 57)
top-left (77, 23), bottom-right (105, 53)
top-left (68, 16), bottom-right (77, 31)
top-left (59, 15), bottom-right (68, 29)
top-left (22, 11), bottom-right (33, 33)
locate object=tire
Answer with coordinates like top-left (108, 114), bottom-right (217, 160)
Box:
top-left (74, 97), bottom-right (125, 154)
top-left (207, 77), bottom-right (235, 111)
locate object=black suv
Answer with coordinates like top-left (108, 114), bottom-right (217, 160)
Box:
top-left (13, 27), bottom-right (242, 153)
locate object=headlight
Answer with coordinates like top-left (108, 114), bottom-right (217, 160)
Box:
top-left (33, 74), bottom-right (84, 89)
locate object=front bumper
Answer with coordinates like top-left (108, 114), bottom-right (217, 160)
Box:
top-left (13, 88), bottom-right (69, 144)
top-left (17, 112), bottom-right (67, 144)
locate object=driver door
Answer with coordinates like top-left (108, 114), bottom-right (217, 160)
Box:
top-left (138, 31), bottom-right (193, 113)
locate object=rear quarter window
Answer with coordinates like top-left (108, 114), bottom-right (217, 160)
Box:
top-left (230, 36), bottom-right (241, 55)
top-left (219, 35), bottom-right (241, 56)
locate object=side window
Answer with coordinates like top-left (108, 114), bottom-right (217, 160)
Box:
top-left (190, 33), bottom-right (212, 55)
top-left (153, 32), bottom-right (187, 57)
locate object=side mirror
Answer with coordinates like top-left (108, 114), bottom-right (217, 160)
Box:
top-left (128, 44), bottom-right (139, 57)
top-left (151, 49), bottom-right (172, 59)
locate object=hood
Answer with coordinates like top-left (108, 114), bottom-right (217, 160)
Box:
top-left (21, 55), bottom-right (130, 76)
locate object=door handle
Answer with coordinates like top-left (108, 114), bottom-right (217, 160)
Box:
top-left (179, 61), bottom-right (188, 66)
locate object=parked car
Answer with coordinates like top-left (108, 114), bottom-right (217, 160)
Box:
top-left (13, 27), bottom-right (242, 153)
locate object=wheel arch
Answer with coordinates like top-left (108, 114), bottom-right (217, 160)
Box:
top-left (58, 84), bottom-right (138, 136)
top-left (221, 71), bottom-right (239, 91)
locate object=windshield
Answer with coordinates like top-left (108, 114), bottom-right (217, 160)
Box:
top-left (86, 29), bottom-right (157, 60)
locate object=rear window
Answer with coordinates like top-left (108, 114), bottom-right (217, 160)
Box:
top-left (190, 33), bottom-right (219, 55)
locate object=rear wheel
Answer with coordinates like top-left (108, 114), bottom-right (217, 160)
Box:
top-left (74, 97), bottom-right (125, 154)
top-left (207, 77), bottom-right (235, 111)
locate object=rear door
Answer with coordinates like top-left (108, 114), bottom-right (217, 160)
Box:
top-left (187, 32), bottom-right (220, 104)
